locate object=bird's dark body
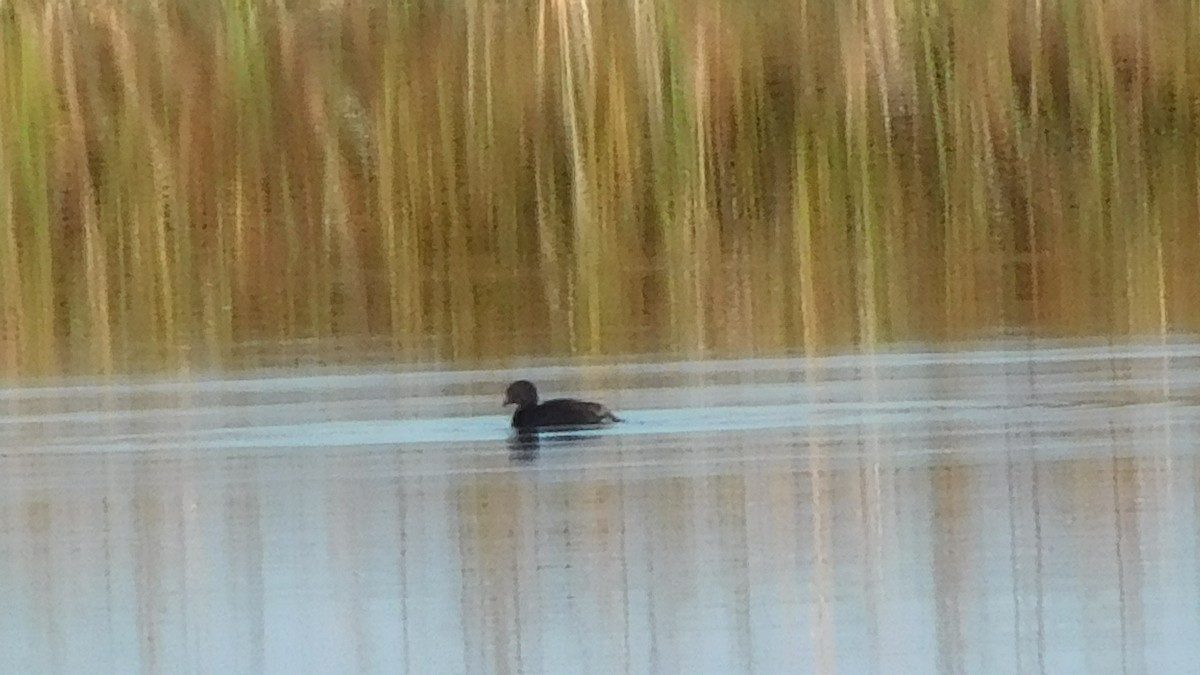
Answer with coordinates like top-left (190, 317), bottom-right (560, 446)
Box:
top-left (503, 380), bottom-right (622, 430)
top-left (511, 398), bottom-right (621, 429)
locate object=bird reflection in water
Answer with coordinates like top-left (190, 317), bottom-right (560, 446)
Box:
top-left (507, 428), bottom-right (603, 462)
top-left (508, 429), bottom-right (541, 461)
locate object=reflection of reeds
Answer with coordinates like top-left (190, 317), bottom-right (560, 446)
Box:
top-left (0, 1), bottom-right (1196, 375)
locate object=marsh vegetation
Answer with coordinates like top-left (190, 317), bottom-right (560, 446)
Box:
top-left (2, 1), bottom-right (1196, 376)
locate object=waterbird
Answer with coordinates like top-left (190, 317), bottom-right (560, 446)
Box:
top-left (503, 380), bottom-right (622, 429)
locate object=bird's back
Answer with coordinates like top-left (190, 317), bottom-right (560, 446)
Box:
top-left (512, 397), bottom-right (622, 429)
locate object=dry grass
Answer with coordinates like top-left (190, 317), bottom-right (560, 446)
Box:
top-left (1, 0), bottom-right (1198, 376)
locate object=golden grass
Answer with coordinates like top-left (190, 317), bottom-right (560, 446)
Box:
top-left (1, 0), bottom-right (1198, 376)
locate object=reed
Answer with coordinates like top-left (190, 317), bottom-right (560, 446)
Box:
top-left (1, 0), bottom-right (1198, 377)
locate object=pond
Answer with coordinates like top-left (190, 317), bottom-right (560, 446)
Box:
top-left (2, 339), bottom-right (1198, 674)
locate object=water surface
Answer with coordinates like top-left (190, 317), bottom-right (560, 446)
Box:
top-left (2, 340), bottom-right (1199, 674)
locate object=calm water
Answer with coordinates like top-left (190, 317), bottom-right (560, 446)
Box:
top-left (2, 340), bottom-right (1199, 674)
